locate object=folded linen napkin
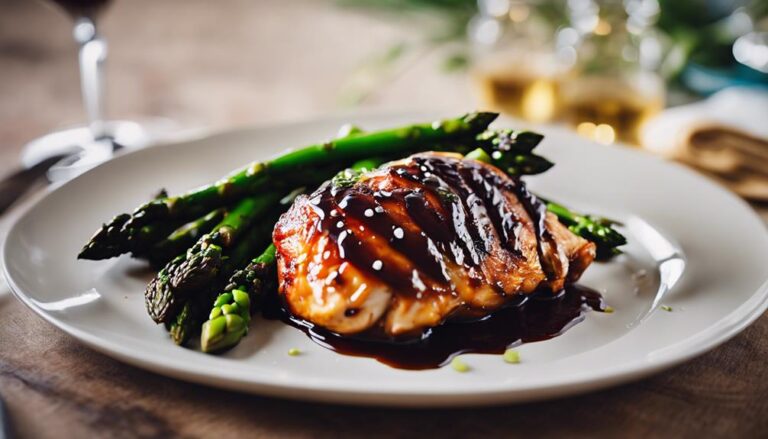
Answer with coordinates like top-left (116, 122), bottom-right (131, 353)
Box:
top-left (641, 87), bottom-right (768, 201)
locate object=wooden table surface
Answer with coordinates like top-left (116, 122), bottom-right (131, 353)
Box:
top-left (1, 1), bottom-right (767, 438)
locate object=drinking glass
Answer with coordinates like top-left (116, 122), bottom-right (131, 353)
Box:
top-left (23, 0), bottom-right (159, 181)
top-left (558, 0), bottom-right (665, 145)
top-left (469, 0), bottom-right (570, 123)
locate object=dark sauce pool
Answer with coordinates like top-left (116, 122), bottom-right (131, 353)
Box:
top-left (263, 284), bottom-right (607, 370)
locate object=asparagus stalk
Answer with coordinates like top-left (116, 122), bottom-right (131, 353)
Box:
top-left (464, 147), bottom-right (554, 176)
top-left (145, 194), bottom-right (280, 324)
top-left (168, 220), bottom-right (274, 345)
top-left (167, 184), bottom-right (306, 346)
top-left (543, 200), bottom-right (627, 260)
top-left (78, 167), bottom-right (338, 261)
top-left (78, 213), bottom-right (187, 261)
top-left (475, 128), bottom-right (545, 154)
top-left (200, 244), bottom-right (276, 353)
top-left (78, 112), bottom-right (498, 260)
top-left (144, 208), bottom-right (227, 268)
top-left (475, 129), bottom-right (553, 175)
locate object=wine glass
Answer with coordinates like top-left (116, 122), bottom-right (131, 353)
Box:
top-left (22, 0), bottom-right (163, 182)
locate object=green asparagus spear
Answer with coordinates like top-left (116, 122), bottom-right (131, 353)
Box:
top-left (77, 167), bottom-right (337, 261)
top-left (464, 147), bottom-right (553, 175)
top-left (144, 208), bottom-right (227, 268)
top-left (78, 112), bottom-right (498, 260)
top-left (475, 128), bottom-right (545, 153)
top-left (168, 220), bottom-right (274, 345)
top-left (145, 194), bottom-right (280, 324)
top-left (475, 129), bottom-right (552, 174)
top-left (79, 214), bottom-right (190, 262)
top-left (543, 200), bottom-right (627, 260)
top-left (200, 244), bottom-right (276, 353)
top-left (166, 183), bottom-right (306, 347)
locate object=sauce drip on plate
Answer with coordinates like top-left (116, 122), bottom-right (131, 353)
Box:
top-left (264, 284), bottom-right (607, 370)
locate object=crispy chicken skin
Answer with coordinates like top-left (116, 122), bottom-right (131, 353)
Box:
top-left (273, 153), bottom-right (596, 337)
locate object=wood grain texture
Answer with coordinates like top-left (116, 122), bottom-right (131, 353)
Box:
top-left (1, 0), bottom-right (767, 438)
top-left (2, 292), bottom-right (768, 439)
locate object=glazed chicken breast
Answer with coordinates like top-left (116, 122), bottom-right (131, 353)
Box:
top-left (273, 152), bottom-right (596, 338)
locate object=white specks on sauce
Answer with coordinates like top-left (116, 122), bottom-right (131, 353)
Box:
top-left (323, 250), bottom-right (331, 260)
top-left (337, 231), bottom-right (348, 258)
top-left (393, 227), bottom-right (404, 239)
top-left (372, 260), bottom-right (383, 271)
top-left (411, 270), bottom-right (427, 292)
top-left (324, 270), bottom-right (338, 285)
top-left (336, 220), bottom-right (344, 228)
top-left (350, 283), bottom-right (368, 303)
top-left (364, 208), bottom-right (374, 217)
top-left (374, 206), bottom-right (384, 214)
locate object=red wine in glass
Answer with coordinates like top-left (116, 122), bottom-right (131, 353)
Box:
top-left (49, 0), bottom-right (112, 18)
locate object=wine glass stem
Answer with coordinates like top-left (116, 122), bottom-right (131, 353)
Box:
top-left (74, 17), bottom-right (108, 140)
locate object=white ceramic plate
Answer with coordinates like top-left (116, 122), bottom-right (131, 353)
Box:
top-left (4, 113), bottom-right (768, 406)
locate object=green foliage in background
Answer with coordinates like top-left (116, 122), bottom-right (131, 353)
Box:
top-left (337, 0), bottom-right (767, 100)
top-left (657, 0), bottom-right (765, 69)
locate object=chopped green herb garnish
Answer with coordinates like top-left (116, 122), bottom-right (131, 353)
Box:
top-left (503, 349), bottom-right (520, 364)
top-left (331, 168), bottom-right (364, 189)
top-left (465, 148), bottom-right (492, 164)
top-left (661, 305), bottom-right (673, 312)
top-left (603, 306), bottom-right (614, 314)
top-left (450, 356), bottom-right (470, 372)
top-left (288, 348), bottom-right (301, 356)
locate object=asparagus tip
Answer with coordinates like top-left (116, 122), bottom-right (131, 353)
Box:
top-left (77, 213), bottom-right (132, 260)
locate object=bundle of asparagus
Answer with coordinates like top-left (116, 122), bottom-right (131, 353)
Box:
top-left (78, 112), bottom-right (626, 353)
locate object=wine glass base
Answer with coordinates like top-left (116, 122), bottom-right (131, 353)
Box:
top-left (20, 119), bottom-right (176, 183)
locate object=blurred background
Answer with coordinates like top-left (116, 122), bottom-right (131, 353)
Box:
top-left (1, 0), bottom-right (766, 202)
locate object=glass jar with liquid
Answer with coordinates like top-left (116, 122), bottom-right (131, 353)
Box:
top-left (469, 0), bottom-right (570, 123)
top-left (558, 0), bottom-right (665, 145)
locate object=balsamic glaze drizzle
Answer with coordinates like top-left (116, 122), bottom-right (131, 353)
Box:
top-left (306, 154), bottom-right (549, 295)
